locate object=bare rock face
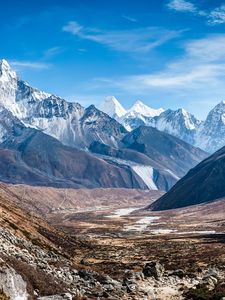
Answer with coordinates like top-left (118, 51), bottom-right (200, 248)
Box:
top-left (142, 261), bottom-right (165, 280)
top-left (0, 259), bottom-right (28, 300)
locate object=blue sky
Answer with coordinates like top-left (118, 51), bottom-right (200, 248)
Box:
top-left (1, 0), bottom-right (225, 118)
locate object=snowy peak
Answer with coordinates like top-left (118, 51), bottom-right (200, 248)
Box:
top-left (194, 100), bottom-right (225, 152)
top-left (204, 101), bottom-right (225, 127)
top-left (129, 100), bottom-right (164, 117)
top-left (173, 108), bottom-right (199, 130)
top-left (0, 59), bottom-right (11, 72)
top-left (0, 59), bottom-right (17, 81)
top-left (99, 96), bottom-right (126, 119)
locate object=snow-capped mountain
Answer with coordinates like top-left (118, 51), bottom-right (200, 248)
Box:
top-left (0, 60), bottom-right (127, 149)
top-left (99, 97), bottom-right (164, 129)
top-left (128, 100), bottom-right (164, 117)
top-left (98, 96), bottom-right (126, 119)
top-left (195, 101), bottom-right (225, 153)
top-left (101, 95), bottom-right (225, 153)
top-left (118, 100), bottom-right (164, 131)
top-left (2, 59), bottom-right (225, 154)
top-left (147, 108), bottom-right (202, 145)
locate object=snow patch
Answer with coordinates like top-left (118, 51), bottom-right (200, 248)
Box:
top-left (132, 165), bottom-right (158, 190)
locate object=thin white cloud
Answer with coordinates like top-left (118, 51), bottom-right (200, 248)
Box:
top-left (167, 1), bottom-right (225, 25)
top-left (10, 61), bottom-right (50, 70)
top-left (208, 5), bottom-right (225, 25)
top-left (43, 47), bottom-right (63, 59)
top-left (63, 21), bottom-right (83, 34)
top-left (121, 15), bottom-right (138, 23)
top-left (92, 35), bottom-right (225, 92)
top-left (167, 0), bottom-right (196, 13)
top-left (62, 21), bottom-right (182, 53)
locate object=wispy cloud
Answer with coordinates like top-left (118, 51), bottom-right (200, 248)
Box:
top-left (62, 21), bottom-right (182, 53)
top-left (121, 15), bottom-right (138, 23)
top-left (167, 0), bottom-right (197, 13)
top-left (208, 5), bottom-right (225, 25)
top-left (167, 1), bottom-right (225, 25)
top-left (10, 60), bottom-right (50, 70)
top-left (43, 47), bottom-right (64, 59)
top-left (93, 35), bottom-right (225, 92)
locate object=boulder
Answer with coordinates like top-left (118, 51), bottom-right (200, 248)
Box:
top-left (0, 261), bottom-right (29, 300)
top-left (142, 261), bottom-right (164, 280)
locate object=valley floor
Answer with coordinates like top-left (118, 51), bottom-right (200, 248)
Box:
top-left (1, 184), bottom-right (225, 299)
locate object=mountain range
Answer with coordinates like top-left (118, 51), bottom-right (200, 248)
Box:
top-left (99, 96), bottom-right (225, 153)
top-left (90, 126), bottom-right (207, 191)
top-left (0, 59), bottom-right (208, 191)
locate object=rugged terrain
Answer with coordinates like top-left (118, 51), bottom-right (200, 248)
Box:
top-left (0, 59), bottom-right (208, 191)
top-left (1, 183), bottom-right (225, 299)
top-left (90, 126), bottom-right (208, 191)
top-left (100, 96), bottom-right (225, 153)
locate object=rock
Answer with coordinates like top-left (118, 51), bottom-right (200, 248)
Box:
top-left (171, 269), bottom-right (185, 279)
top-left (202, 275), bottom-right (218, 290)
top-left (0, 262), bottom-right (29, 300)
top-left (142, 261), bottom-right (164, 280)
top-left (80, 258), bottom-right (90, 266)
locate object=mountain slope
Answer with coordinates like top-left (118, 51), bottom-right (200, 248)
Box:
top-left (98, 96), bottom-right (126, 119)
top-left (150, 146), bottom-right (225, 211)
top-left (0, 109), bottom-right (146, 189)
top-left (90, 127), bottom-right (208, 191)
top-left (128, 100), bottom-right (164, 117)
top-left (122, 126), bottom-right (208, 178)
top-left (195, 101), bottom-right (225, 153)
top-left (147, 109), bottom-right (201, 145)
top-left (0, 60), bottom-right (127, 149)
top-left (119, 101), bottom-right (165, 131)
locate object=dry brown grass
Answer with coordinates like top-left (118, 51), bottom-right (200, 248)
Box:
top-left (0, 291), bottom-right (10, 300)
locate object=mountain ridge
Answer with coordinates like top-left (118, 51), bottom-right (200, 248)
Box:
top-left (149, 145), bottom-right (225, 210)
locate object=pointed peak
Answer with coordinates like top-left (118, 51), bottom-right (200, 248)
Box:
top-left (218, 100), bottom-right (225, 106)
top-left (133, 100), bottom-right (145, 106)
top-left (129, 100), bottom-right (164, 117)
top-left (0, 59), bottom-right (10, 69)
top-left (177, 108), bottom-right (188, 115)
top-left (208, 101), bottom-right (225, 113)
top-left (0, 59), bottom-right (17, 80)
top-left (99, 96), bottom-right (126, 118)
top-left (105, 95), bottom-right (120, 104)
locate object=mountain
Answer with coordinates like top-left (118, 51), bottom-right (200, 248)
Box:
top-left (121, 107), bottom-right (201, 143)
top-left (122, 126), bottom-right (208, 178)
top-left (128, 100), bottom-right (164, 117)
top-left (0, 109), bottom-right (146, 189)
top-left (99, 97), bottom-right (164, 131)
top-left (149, 146), bottom-right (225, 211)
top-left (147, 108), bottom-right (202, 145)
top-left (90, 127), bottom-right (208, 191)
top-left (4, 59), bottom-right (225, 154)
top-left (118, 100), bottom-right (225, 154)
top-left (195, 101), bottom-right (225, 153)
top-left (0, 60), bottom-right (127, 149)
top-left (98, 96), bottom-right (126, 119)
top-left (118, 101), bottom-right (164, 131)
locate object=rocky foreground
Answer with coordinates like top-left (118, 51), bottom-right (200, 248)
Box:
top-left (0, 185), bottom-right (225, 299)
top-left (1, 224), bottom-right (225, 300)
